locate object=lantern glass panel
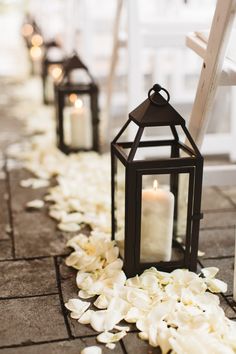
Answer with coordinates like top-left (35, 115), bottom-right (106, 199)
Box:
top-left (175, 125), bottom-right (196, 154)
top-left (139, 171), bottom-right (191, 264)
top-left (116, 121), bottom-right (139, 143)
top-left (69, 69), bottom-right (91, 85)
top-left (114, 157), bottom-right (126, 257)
top-left (63, 93), bottom-right (93, 150)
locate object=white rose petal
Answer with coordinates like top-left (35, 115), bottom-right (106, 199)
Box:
top-left (114, 325), bottom-right (130, 332)
top-left (138, 332), bottom-right (149, 341)
top-left (97, 331), bottom-right (127, 344)
top-left (198, 250), bottom-right (205, 257)
top-left (206, 278), bottom-right (227, 293)
top-left (20, 178), bottom-right (49, 189)
top-left (90, 309), bottom-right (123, 332)
top-left (94, 294), bottom-right (109, 309)
top-left (58, 222), bottom-right (80, 232)
top-left (62, 212), bottom-right (83, 224)
top-left (124, 307), bottom-right (144, 323)
top-left (26, 199), bottom-right (44, 209)
top-left (105, 343), bottom-right (116, 350)
top-left (65, 299), bottom-right (90, 319)
top-left (78, 310), bottom-right (94, 325)
top-left (49, 209), bottom-right (66, 221)
top-left (80, 346), bottom-right (102, 354)
top-left (201, 267), bottom-right (219, 279)
top-left (79, 290), bottom-right (94, 299)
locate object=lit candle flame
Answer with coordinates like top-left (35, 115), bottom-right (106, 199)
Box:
top-left (31, 34), bottom-right (43, 46)
top-left (69, 93), bottom-right (78, 104)
top-left (30, 46), bottom-right (43, 60)
top-left (50, 66), bottom-right (62, 81)
top-left (153, 179), bottom-right (158, 191)
top-left (21, 23), bottom-right (33, 37)
top-left (74, 98), bottom-right (83, 109)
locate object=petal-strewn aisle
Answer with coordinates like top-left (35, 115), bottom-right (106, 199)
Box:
top-left (4, 73), bottom-right (236, 354)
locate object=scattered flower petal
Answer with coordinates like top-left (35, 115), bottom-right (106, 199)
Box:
top-left (97, 331), bottom-right (127, 344)
top-left (26, 199), bottom-right (44, 209)
top-left (65, 299), bottom-right (90, 319)
top-left (80, 346), bottom-right (102, 354)
top-left (58, 223), bottom-right (80, 232)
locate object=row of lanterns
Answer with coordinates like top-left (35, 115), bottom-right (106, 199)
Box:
top-left (21, 17), bottom-right (204, 277)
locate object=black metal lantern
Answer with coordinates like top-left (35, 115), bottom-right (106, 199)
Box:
top-left (21, 16), bottom-right (44, 75)
top-left (21, 15), bottom-right (42, 49)
top-left (42, 41), bottom-right (65, 105)
top-left (111, 84), bottom-right (203, 277)
top-left (55, 53), bottom-right (100, 154)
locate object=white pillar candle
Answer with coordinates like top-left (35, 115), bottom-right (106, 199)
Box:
top-left (141, 180), bottom-right (174, 262)
top-left (70, 98), bottom-right (91, 149)
top-left (233, 227), bottom-right (236, 302)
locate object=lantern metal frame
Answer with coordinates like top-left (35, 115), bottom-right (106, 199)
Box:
top-left (111, 84), bottom-right (203, 277)
top-left (55, 53), bottom-right (100, 154)
top-left (41, 41), bottom-right (65, 105)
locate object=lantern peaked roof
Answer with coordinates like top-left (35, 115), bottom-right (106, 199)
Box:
top-left (63, 53), bottom-right (88, 74)
top-left (129, 91), bottom-right (185, 127)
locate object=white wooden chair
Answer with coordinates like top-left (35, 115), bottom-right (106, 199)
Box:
top-left (186, 0), bottom-right (236, 186)
top-left (103, 0), bottom-right (215, 143)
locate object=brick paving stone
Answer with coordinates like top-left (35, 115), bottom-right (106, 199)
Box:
top-left (219, 295), bottom-right (236, 319)
top-left (0, 337), bottom-right (124, 354)
top-left (122, 333), bottom-right (161, 354)
top-left (199, 228), bottom-right (235, 259)
top-left (9, 169), bottom-right (72, 258)
top-left (59, 258), bottom-right (78, 302)
top-left (0, 114), bottom-right (24, 151)
top-left (0, 180), bottom-right (10, 241)
top-left (0, 295), bottom-right (68, 347)
top-left (220, 186), bottom-right (236, 207)
top-left (0, 241), bottom-right (12, 260)
top-left (201, 257), bottom-right (234, 296)
top-left (59, 258), bottom-right (97, 337)
top-left (201, 211), bottom-right (236, 229)
top-left (223, 297), bottom-right (236, 317)
top-left (0, 258), bottom-right (57, 298)
top-left (201, 187), bottom-right (234, 211)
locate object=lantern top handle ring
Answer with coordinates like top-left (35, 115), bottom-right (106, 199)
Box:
top-left (148, 84), bottom-right (170, 106)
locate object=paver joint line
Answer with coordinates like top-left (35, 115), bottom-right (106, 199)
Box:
top-left (54, 256), bottom-right (73, 339)
top-left (215, 186), bottom-right (236, 209)
top-left (0, 337), bottom-right (71, 351)
top-left (0, 292), bottom-right (59, 301)
top-left (4, 158), bottom-right (15, 258)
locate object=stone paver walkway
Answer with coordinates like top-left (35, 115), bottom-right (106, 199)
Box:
top-left (0, 77), bottom-right (236, 353)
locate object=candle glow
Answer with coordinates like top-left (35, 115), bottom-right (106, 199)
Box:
top-left (74, 98), bottom-right (83, 109)
top-left (69, 93), bottom-right (78, 104)
top-left (31, 34), bottom-right (43, 47)
top-left (49, 65), bottom-right (63, 81)
top-left (30, 46), bottom-right (43, 60)
top-left (21, 23), bottom-right (33, 37)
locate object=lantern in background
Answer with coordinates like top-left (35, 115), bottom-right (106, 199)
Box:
top-left (21, 16), bottom-right (44, 75)
top-left (21, 15), bottom-right (42, 49)
top-left (41, 41), bottom-right (65, 104)
top-left (111, 84), bottom-right (203, 277)
top-left (55, 53), bottom-right (100, 153)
